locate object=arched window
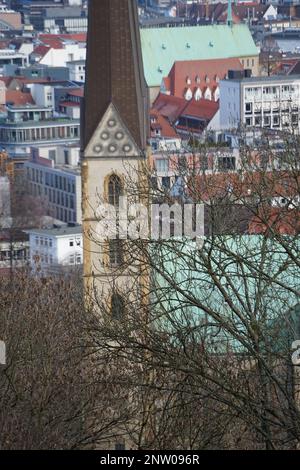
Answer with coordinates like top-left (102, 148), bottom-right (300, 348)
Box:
top-left (109, 239), bottom-right (123, 266)
top-left (108, 174), bottom-right (122, 207)
top-left (111, 293), bottom-right (125, 320)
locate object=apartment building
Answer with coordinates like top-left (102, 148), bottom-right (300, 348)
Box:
top-left (0, 229), bottom-right (29, 274)
top-left (26, 225), bottom-right (83, 275)
top-left (25, 156), bottom-right (82, 224)
top-left (0, 49), bottom-right (28, 74)
top-left (0, 103), bottom-right (80, 158)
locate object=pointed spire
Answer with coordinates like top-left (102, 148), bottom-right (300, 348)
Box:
top-left (227, 0), bottom-right (233, 27)
top-left (82, 0), bottom-right (148, 152)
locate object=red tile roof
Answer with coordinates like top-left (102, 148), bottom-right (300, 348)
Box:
top-left (38, 33), bottom-right (87, 50)
top-left (191, 170), bottom-right (300, 202)
top-left (153, 93), bottom-right (218, 124)
top-left (60, 101), bottom-right (80, 108)
top-left (182, 98), bottom-right (219, 121)
top-left (0, 77), bottom-right (13, 87)
top-left (178, 2), bottom-right (268, 24)
top-left (249, 208), bottom-right (300, 235)
top-left (40, 33), bottom-right (87, 43)
top-left (68, 88), bottom-right (84, 97)
top-left (6, 90), bottom-right (35, 106)
top-left (150, 108), bottom-right (179, 139)
top-left (153, 93), bottom-right (188, 122)
top-left (32, 45), bottom-right (51, 58)
top-left (165, 58), bottom-right (243, 99)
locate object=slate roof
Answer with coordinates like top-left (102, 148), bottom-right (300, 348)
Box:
top-left (83, 0), bottom-right (148, 151)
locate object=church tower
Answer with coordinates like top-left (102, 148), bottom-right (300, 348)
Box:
top-left (81, 0), bottom-right (148, 310)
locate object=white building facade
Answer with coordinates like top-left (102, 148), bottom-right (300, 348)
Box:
top-left (66, 60), bottom-right (85, 83)
top-left (220, 75), bottom-right (300, 132)
top-left (37, 43), bottom-right (86, 68)
top-left (27, 225), bottom-right (83, 275)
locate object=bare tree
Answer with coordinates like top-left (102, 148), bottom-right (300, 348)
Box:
top-left (84, 132), bottom-right (300, 449)
top-left (0, 271), bottom-right (138, 450)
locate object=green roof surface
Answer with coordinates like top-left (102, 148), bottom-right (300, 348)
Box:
top-left (151, 235), bottom-right (300, 352)
top-left (140, 24), bottom-right (259, 87)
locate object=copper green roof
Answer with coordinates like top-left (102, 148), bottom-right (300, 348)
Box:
top-left (141, 24), bottom-right (259, 87)
top-left (151, 235), bottom-right (299, 352)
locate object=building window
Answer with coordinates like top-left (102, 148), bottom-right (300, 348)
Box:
top-left (49, 150), bottom-right (56, 161)
top-left (109, 240), bottom-right (123, 266)
top-left (64, 150), bottom-right (69, 165)
top-left (111, 293), bottom-right (125, 320)
top-left (108, 175), bottom-right (122, 207)
top-left (69, 239), bottom-right (74, 247)
top-left (255, 116), bottom-right (262, 127)
top-left (156, 159), bottom-right (169, 173)
top-left (162, 177), bottom-right (170, 189)
top-left (218, 156), bottom-right (236, 171)
top-left (245, 102), bottom-right (252, 114)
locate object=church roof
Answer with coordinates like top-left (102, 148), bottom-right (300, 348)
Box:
top-left (83, 0), bottom-right (148, 151)
top-left (140, 24), bottom-right (259, 88)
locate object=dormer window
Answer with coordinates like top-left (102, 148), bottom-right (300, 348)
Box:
top-left (204, 87), bottom-right (212, 101)
top-left (186, 76), bottom-right (191, 85)
top-left (184, 88), bottom-right (193, 101)
top-left (215, 75), bottom-right (220, 83)
top-left (196, 75), bottom-right (201, 84)
top-left (194, 88), bottom-right (202, 101)
top-left (205, 75), bottom-right (210, 84)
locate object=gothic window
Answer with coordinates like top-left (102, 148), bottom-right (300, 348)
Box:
top-left (111, 293), bottom-right (125, 320)
top-left (108, 174), bottom-right (122, 207)
top-left (109, 239), bottom-right (124, 266)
